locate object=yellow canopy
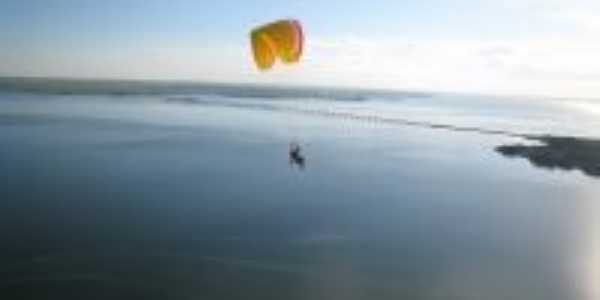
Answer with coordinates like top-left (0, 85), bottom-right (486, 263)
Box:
top-left (250, 19), bottom-right (304, 70)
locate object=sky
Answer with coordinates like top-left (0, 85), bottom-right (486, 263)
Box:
top-left (1, 0), bottom-right (599, 98)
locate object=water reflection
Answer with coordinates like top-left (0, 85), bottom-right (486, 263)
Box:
top-left (2, 92), bottom-right (600, 300)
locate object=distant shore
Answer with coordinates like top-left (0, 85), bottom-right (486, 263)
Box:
top-left (496, 136), bottom-right (600, 178)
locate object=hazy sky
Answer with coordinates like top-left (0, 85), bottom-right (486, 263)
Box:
top-left (1, 0), bottom-right (599, 98)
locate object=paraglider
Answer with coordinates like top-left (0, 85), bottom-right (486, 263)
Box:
top-left (251, 19), bottom-right (306, 169)
top-left (289, 141), bottom-right (305, 170)
top-left (250, 19), bottom-right (304, 70)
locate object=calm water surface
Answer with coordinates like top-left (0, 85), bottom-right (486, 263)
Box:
top-left (0, 82), bottom-right (598, 299)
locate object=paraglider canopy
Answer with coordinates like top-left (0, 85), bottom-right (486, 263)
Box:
top-left (250, 19), bottom-right (304, 70)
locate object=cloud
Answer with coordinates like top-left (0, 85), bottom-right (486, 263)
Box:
top-left (252, 34), bottom-right (599, 98)
top-left (546, 10), bottom-right (600, 32)
top-left (4, 32), bottom-right (598, 98)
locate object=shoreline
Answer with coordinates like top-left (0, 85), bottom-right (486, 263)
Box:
top-left (496, 136), bottom-right (600, 178)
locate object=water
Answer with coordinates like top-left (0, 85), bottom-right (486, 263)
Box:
top-left (0, 78), bottom-right (599, 299)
